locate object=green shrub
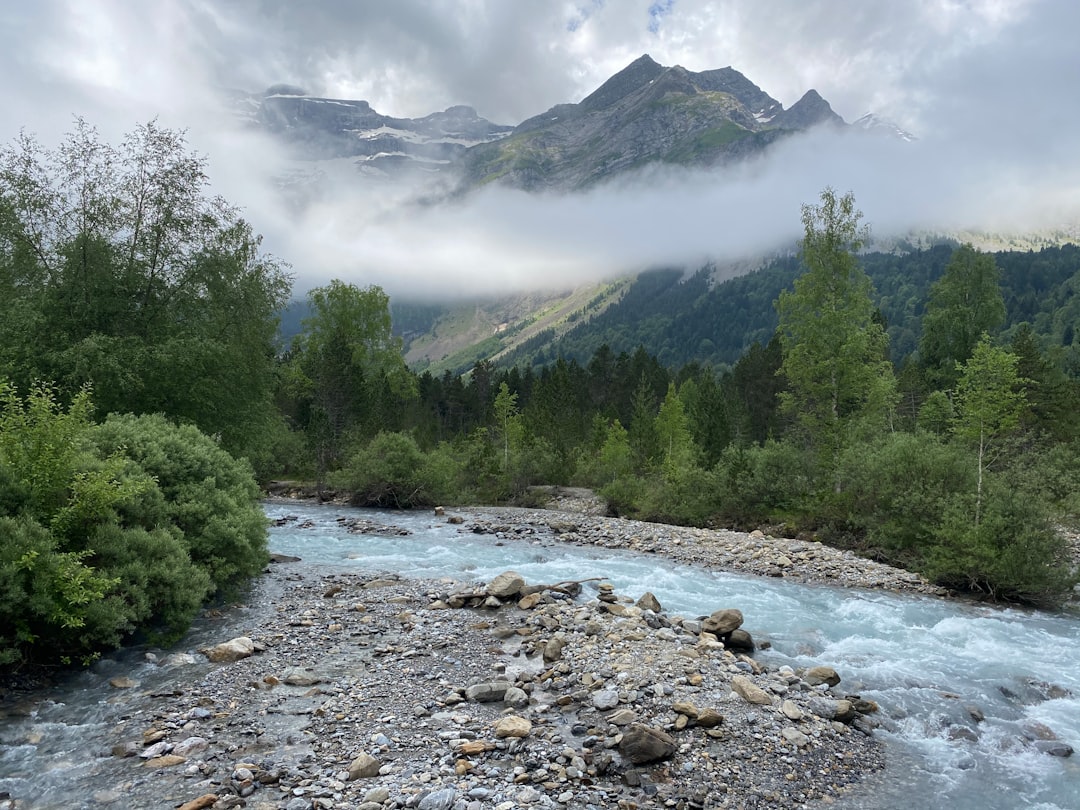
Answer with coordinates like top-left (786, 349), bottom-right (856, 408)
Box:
top-left (712, 440), bottom-right (815, 525)
top-left (0, 385), bottom-right (269, 667)
top-left (839, 431), bottom-right (974, 556)
top-left (92, 413), bottom-right (269, 593)
top-left (331, 431), bottom-right (451, 508)
top-left (926, 484), bottom-right (1077, 605)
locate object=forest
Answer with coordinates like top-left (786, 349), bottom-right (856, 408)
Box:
top-left (1, 122), bottom-right (1079, 667)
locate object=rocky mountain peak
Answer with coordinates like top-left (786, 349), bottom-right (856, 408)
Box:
top-left (579, 53), bottom-right (666, 111)
top-left (775, 89), bottom-right (844, 130)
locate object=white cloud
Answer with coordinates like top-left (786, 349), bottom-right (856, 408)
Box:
top-left (0, 0), bottom-right (1076, 298)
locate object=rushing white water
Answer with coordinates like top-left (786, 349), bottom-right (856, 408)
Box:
top-left (264, 503), bottom-right (1080, 809)
top-left (1, 501), bottom-right (1078, 809)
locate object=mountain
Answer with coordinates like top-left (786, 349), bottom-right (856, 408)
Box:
top-left (233, 84), bottom-right (512, 177)
top-left (459, 54), bottom-right (845, 191)
top-left (240, 55), bottom-right (857, 189)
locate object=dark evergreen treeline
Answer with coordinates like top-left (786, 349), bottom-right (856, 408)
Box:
top-left (502, 243), bottom-right (1080, 371)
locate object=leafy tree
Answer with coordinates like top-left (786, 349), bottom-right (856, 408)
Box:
top-left (952, 335), bottom-right (1026, 527)
top-left (0, 120), bottom-right (292, 460)
top-left (919, 244), bottom-right (1005, 388)
top-left (289, 280), bottom-right (415, 477)
top-left (331, 431), bottom-right (451, 508)
top-left (775, 188), bottom-right (895, 488)
top-left (655, 382), bottom-right (695, 474)
top-left (492, 381), bottom-right (521, 473)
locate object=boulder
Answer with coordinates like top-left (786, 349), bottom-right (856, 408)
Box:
top-left (703, 609), bottom-right (743, 636)
top-left (487, 570), bottom-right (526, 598)
top-left (696, 708), bottom-right (724, 728)
top-left (618, 724), bottom-right (676, 764)
top-left (593, 690), bottom-right (620, 710)
top-left (418, 787), bottom-right (457, 810)
top-left (725, 629), bottom-right (755, 651)
top-left (636, 592), bottom-right (662, 612)
top-left (808, 697), bottom-right (856, 723)
top-left (201, 637), bottom-right (255, 663)
top-left (804, 665), bottom-right (841, 687)
top-left (172, 737), bottom-right (209, 757)
top-left (466, 681), bottom-right (512, 702)
top-left (494, 715), bottom-right (532, 738)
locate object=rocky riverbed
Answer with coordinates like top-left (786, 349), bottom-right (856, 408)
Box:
top-left (13, 560), bottom-right (883, 810)
top-left (0, 496), bottom-right (984, 810)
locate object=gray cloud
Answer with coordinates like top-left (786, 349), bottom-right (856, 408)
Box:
top-left (0, 0), bottom-right (1077, 298)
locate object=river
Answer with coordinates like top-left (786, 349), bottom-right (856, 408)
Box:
top-left (2, 501), bottom-right (1078, 809)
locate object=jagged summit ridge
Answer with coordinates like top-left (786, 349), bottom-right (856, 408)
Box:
top-left (460, 55), bottom-right (849, 191)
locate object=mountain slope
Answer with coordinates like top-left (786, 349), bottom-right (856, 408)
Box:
top-left (234, 85), bottom-right (512, 176)
top-left (459, 54), bottom-right (845, 191)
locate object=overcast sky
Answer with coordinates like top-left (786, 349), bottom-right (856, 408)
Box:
top-left (1, 0), bottom-right (1078, 297)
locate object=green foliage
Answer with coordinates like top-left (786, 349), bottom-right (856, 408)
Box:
top-left (919, 244), bottom-right (1005, 388)
top-left (926, 484), bottom-right (1076, 606)
top-left (0, 516), bottom-right (116, 665)
top-left (775, 188), bottom-right (895, 485)
top-left (952, 336), bottom-right (1026, 526)
top-left (331, 431), bottom-right (451, 508)
top-left (838, 432), bottom-right (973, 558)
top-left (711, 440), bottom-right (815, 526)
top-left (287, 281), bottom-right (416, 476)
top-left (92, 413), bottom-right (268, 593)
top-left (0, 385), bottom-right (266, 666)
top-left (0, 120), bottom-right (292, 459)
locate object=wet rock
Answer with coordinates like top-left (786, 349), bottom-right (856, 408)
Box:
top-left (109, 676), bottom-right (138, 689)
top-left (1035, 741), bottom-right (1074, 757)
top-left (618, 724), bottom-right (676, 764)
top-left (804, 665), bottom-right (841, 687)
top-left (726, 628), bottom-right (755, 651)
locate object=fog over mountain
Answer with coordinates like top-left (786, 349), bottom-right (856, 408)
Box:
top-left (1, 1), bottom-right (1078, 296)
